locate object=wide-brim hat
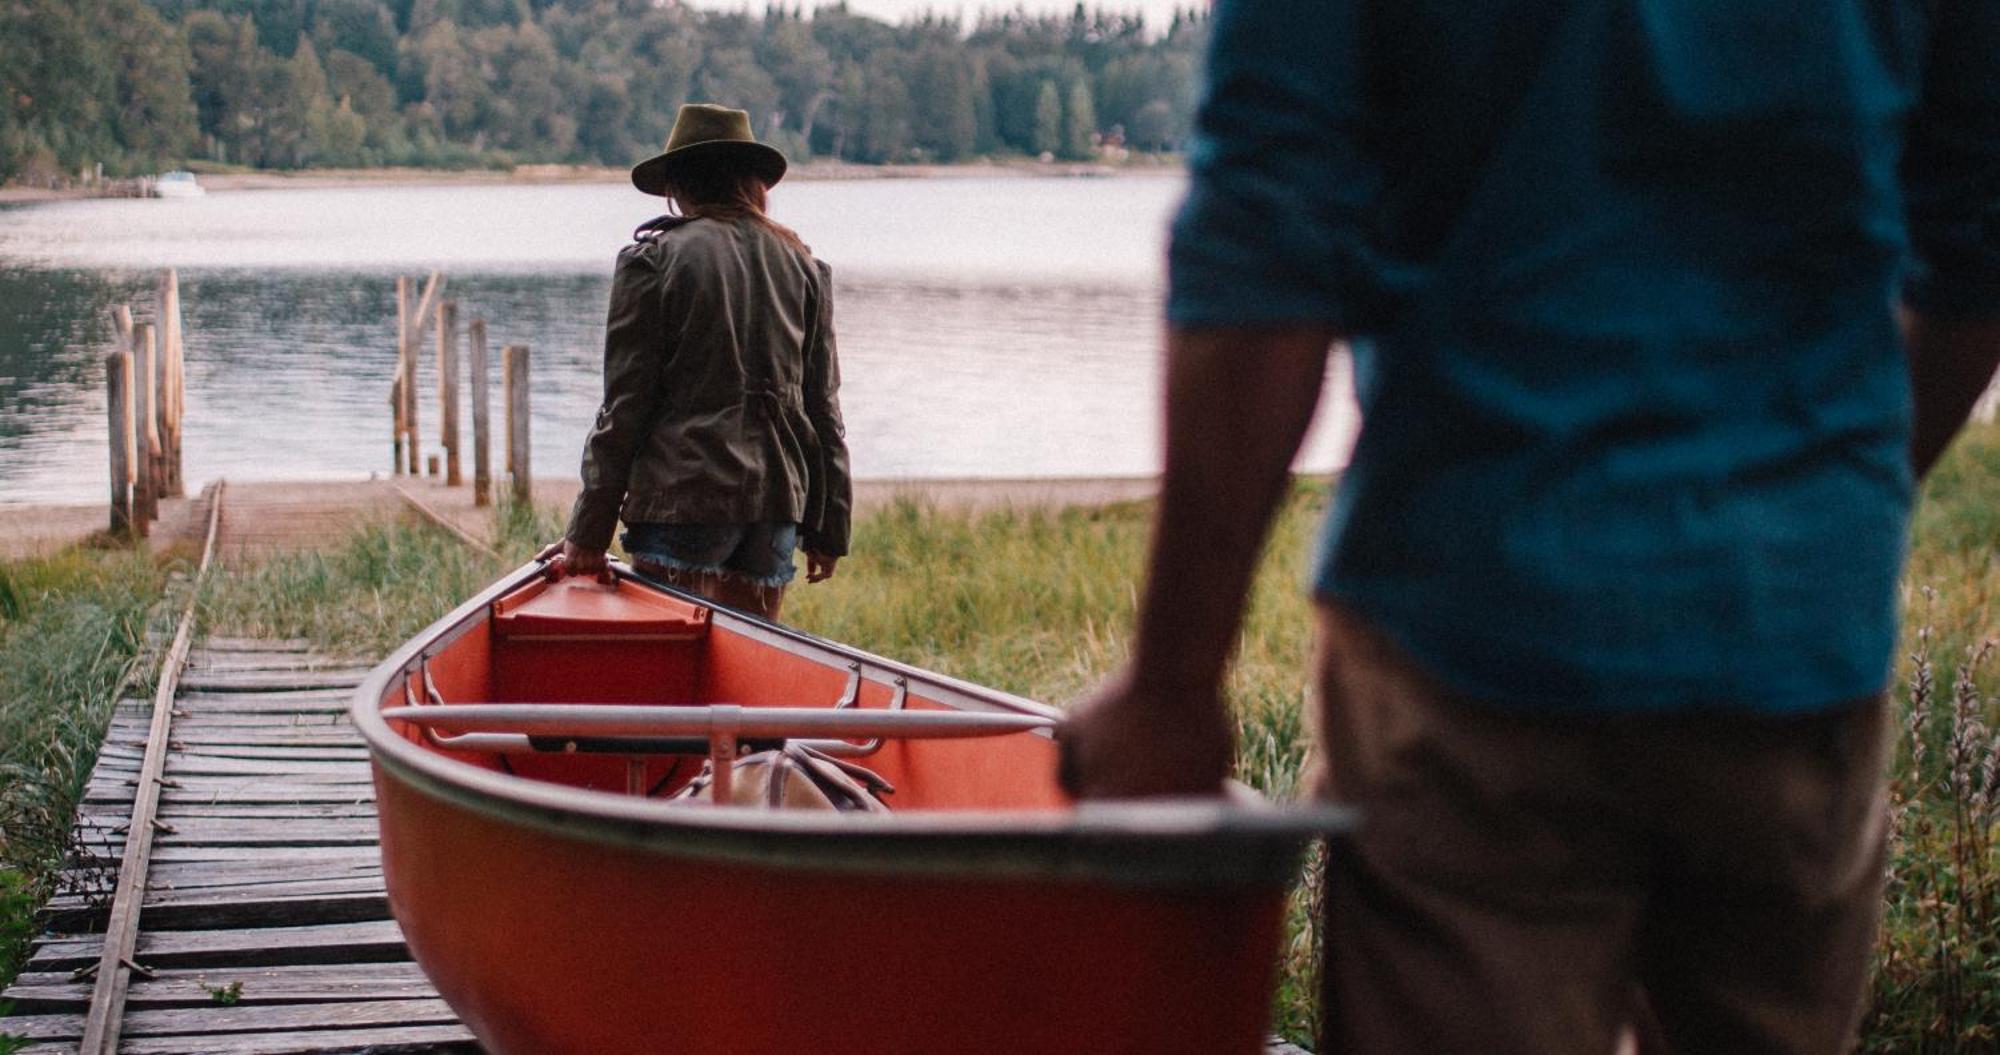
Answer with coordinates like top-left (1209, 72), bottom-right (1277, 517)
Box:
top-left (632, 103), bottom-right (788, 196)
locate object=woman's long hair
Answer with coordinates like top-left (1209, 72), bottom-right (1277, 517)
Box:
top-left (665, 159), bottom-right (809, 255)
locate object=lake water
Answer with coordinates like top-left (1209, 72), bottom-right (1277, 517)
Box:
top-left (0, 177), bottom-right (1356, 506)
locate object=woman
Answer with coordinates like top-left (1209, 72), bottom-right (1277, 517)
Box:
top-left (553, 103), bottom-right (851, 620)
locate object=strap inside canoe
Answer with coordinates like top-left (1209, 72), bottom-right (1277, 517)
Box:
top-left (382, 703), bottom-right (1054, 741)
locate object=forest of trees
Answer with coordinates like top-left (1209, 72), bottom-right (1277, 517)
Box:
top-left (0, 0), bottom-right (1209, 181)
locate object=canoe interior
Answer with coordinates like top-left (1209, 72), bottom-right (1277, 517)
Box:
top-left (385, 573), bottom-right (1069, 812)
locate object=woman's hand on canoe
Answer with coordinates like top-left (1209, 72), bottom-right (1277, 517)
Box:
top-left (804, 549), bottom-right (839, 584)
top-left (1058, 668), bottom-right (1235, 801)
top-left (537, 539), bottom-right (614, 583)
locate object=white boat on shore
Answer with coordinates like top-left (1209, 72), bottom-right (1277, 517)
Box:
top-left (152, 171), bottom-right (204, 199)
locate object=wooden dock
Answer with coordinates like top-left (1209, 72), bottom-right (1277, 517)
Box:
top-left (0, 633), bottom-right (477, 1053)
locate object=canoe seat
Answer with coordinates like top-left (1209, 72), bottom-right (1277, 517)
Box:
top-left (492, 576), bottom-right (710, 641)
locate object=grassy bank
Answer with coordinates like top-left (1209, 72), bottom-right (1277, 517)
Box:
top-left (0, 549), bottom-right (164, 993)
top-left (1866, 425), bottom-right (2000, 1053)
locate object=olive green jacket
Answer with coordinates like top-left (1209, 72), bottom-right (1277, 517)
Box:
top-left (564, 216), bottom-right (852, 556)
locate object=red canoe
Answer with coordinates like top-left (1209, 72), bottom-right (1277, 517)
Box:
top-left (351, 559), bottom-right (1343, 1054)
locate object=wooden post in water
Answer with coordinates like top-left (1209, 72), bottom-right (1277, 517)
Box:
top-left (111, 304), bottom-right (133, 355)
top-left (437, 299), bottom-right (461, 486)
top-left (157, 268), bottom-right (185, 498)
top-left (398, 279), bottom-right (414, 477)
top-left (396, 277), bottom-right (418, 475)
top-left (400, 271), bottom-right (445, 476)
top-left (132, 323), bottom-right (158, 535)
top-left (390, 371), bottom-right (405, 473)
top-left (469, 317), bottom-right (492, 506)
top-left (505, 345), bottom-right (531, 505)
top-left (106, 352), bottom-right (133, 535)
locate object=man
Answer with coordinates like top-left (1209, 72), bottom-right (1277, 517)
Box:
top-left (1061, 2), bottom-right (2000, 1053)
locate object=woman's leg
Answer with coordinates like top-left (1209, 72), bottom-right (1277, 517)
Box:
top-left (709, 574), bottom-right (785, 620)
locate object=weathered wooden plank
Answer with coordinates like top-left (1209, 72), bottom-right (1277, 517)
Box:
top-left (176, 670), bottom-right (371, 693)
top-left (47, 887), bottom-right (387, 934)
top-left (129, 1023), bottom-right (475, 1054)
top-left (162, 788), bottom-right (376, 807)
top-left (96, 855), bottom-right (380, 891)
top-left (160, 707), bottom-right (352, 723)
top-left (178, 686), bottom-right (357, 699)
top-left (149, 845), bottom-right (383, 865)
top-left (150, 843), bottom-right (384, 871)
top-left (3, 962), bottom-right (439, 1012)
top-left (198, 638), bottom-right (314, 653)
top-left (0, 998), bottom-right (459, 1042)
top-left (14, 1022), bottom-right (478, 1054)
top-left (162, 756), bottom-right (372, 778)
top-left (116, 712), bottom-right (355, 729)
top-left (187, 654), bottom-right (360, 673)
top-left (151, 856), bottom-right (380, 884)
top-left (95, 802), bottom-right (379, 822)
top-left (166, 745), bottom-right (372, 762)
top-left (77, 821), bottom-right (381, 846)
top-left (140, 997), bottom-right (457, 1037)
top-left (169, 698), bottom-right (353, 714)
top-left (91, 775), bottom-right (375, 796)
top-left (95, 819), bottom-right (382, 848)
top-left (49, 871), bottom-right (386, 912)
top-left (31, 919), bottom-right (410, 971)
top-left (115, 729), bottom-right (361, 748)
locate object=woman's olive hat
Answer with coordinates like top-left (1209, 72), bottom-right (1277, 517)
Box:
top-left (631, 103), bottom-right (788, 196)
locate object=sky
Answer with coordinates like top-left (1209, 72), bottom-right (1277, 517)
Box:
top-left (679, 0), bottom-right (1203, 31)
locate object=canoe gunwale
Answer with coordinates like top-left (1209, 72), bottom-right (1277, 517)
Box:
top-left (352, 560), bottom-right (1352, 889)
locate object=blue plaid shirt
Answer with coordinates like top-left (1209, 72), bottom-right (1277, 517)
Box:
top-left (1170, 1), bottom-right (2000, 712)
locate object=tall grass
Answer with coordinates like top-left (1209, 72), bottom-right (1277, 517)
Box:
top-left (0, 548), bottom-right (164, 989)
top-left (197, 502), bottom-right (562, 657)
top-left (1864, 424), bottom-right (2000, 1053)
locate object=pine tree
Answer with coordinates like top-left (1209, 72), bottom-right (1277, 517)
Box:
top-left (1061, 77), bottom-right (1095, 160)
top-left (1031, 79), bottom-right (1061, 158)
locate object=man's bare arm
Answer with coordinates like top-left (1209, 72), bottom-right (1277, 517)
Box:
top-left (1907, 312), bottom-right (2000, 480)
top-left (1060, 324), bottom-right (1338, 799)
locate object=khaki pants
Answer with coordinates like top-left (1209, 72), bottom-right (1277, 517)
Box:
top-left (1312, 604), bottom-right (1890, 1055)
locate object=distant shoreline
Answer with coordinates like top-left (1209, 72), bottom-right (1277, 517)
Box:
top-left (0, 158), bottom-right (1186, 203)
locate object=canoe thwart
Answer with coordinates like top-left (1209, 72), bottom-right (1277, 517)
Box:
top-left (382, 704), bottom-right (1055, 741)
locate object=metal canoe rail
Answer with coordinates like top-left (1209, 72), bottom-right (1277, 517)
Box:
top-left (78, 480), bottom-right (226, 1055)
top-left (381, 703), bottom-right (1054, 740)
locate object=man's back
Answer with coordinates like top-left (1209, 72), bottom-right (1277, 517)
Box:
top-left (1168, 1), bottom-right (1978, 712)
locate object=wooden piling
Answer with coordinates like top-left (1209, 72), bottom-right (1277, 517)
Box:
top-left (132, 323), bottom-right (158, 534)
top-left (399, 271), bottom-right (445, 476)
top-left (470, 318), bottom-right (492, 507)
top-left (110, 304), bottom-right (133, 354)
top-left (505, 345), bottom-right (531, 505)
top-left (157, 269), bottom-right (186, 498)
top-left (105, 352), bottom-right (133, 535)
top-left (396, 278), bottom-right (417, 475)
top-left (391, 371), bottom-right (406, 472)
top-left (437, 299), bottom-right (461, 486)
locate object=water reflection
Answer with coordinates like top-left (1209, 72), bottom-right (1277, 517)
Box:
top-left (0, 181), bottom-right (1355, 505)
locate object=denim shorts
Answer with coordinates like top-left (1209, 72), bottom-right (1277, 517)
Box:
top-left (621, 522), bottom-right (799, 589)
